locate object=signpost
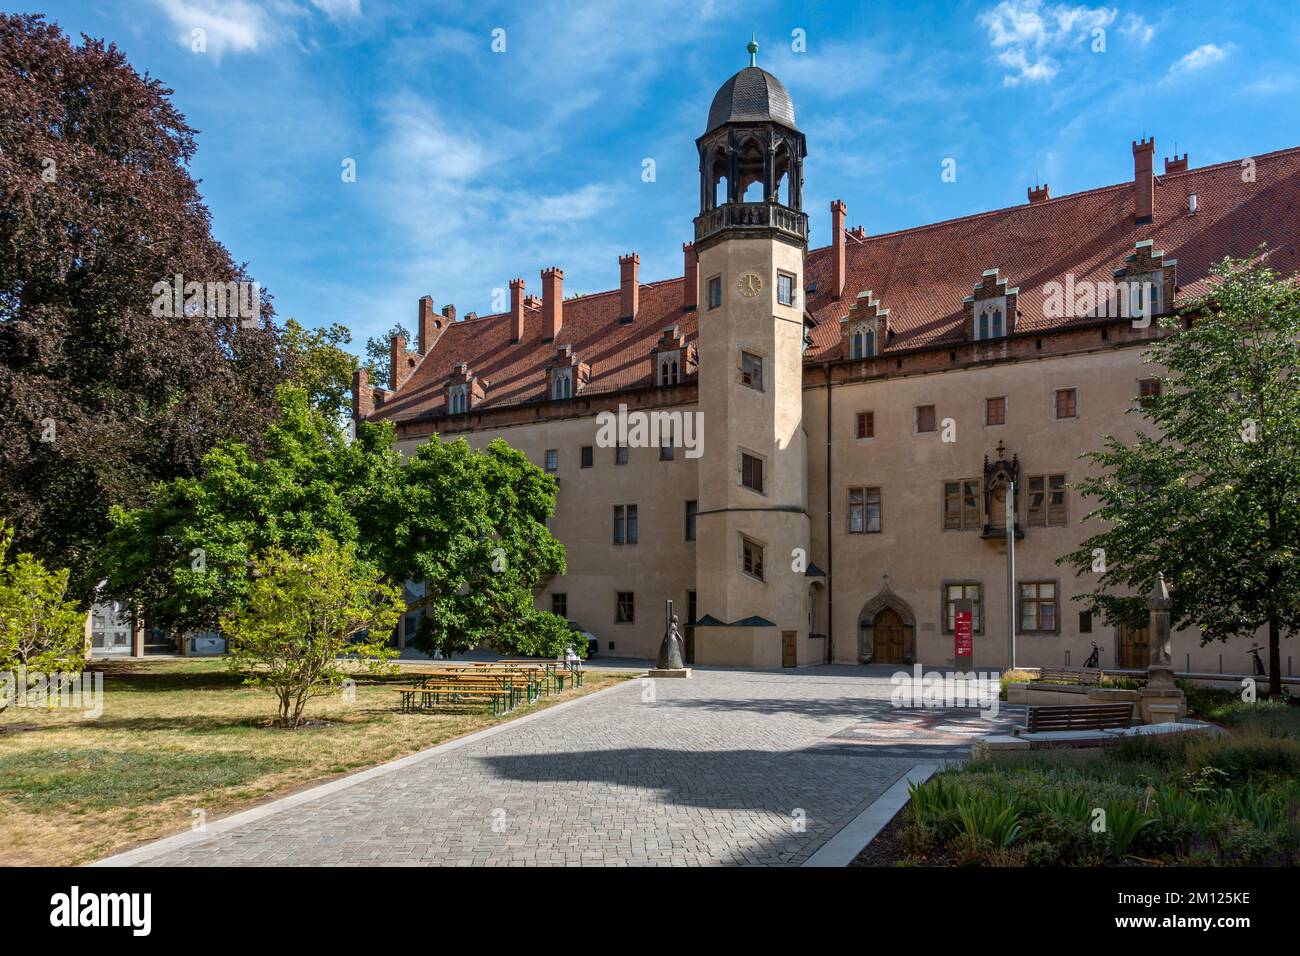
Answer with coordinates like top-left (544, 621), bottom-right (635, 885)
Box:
top-left (954, 598), bottom-right (974, 673)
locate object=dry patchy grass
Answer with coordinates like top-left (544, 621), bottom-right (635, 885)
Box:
top-left (0, 658), bottom-right (635, 865)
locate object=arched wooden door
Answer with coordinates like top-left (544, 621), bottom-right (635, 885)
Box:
top-left (873, 607), bottom-right (907, 664)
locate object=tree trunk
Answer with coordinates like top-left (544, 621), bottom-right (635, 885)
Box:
top-left (1268, 614), bottom-right (1282, 698)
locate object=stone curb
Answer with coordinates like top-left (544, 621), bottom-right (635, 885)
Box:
top-left (800, 762), bottom-right (940, 867)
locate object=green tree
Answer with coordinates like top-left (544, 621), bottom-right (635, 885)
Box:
top-left (223, 536), bottom-right (401, 727)
top-left (99, 385), bottom-right (387, 634)
top-left (102, 388), bottom-right (571, 659)
top-left (367, 435), bottom-right (571, 659)
top-left (363, 322), bottom-right (411, 388)
top-left (0, 15), bottom-right (286, 599)
top-left (1062, 253), bottom-right (1300, 696)
top-left (280, 318), bottom-right (357, 421)
top-left (0, 519), bottom-right (86, 672)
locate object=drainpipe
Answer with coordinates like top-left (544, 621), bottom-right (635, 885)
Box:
top-left (824, 362), bottom-right (834, 665)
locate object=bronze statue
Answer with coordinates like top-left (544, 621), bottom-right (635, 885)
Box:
top-left (657, 601), bottom-right (685, 670)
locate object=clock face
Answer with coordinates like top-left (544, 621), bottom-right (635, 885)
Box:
top-left (737, 272), bottom-right (763, 297)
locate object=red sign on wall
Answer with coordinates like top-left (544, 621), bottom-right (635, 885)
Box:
top-left (954, 609), bottom-right (973, 658)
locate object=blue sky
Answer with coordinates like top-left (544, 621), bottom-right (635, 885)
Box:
top-left (28, 0), bottom-right (1300, 355)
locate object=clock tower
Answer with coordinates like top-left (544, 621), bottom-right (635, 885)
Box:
top-left (691, 39), bottom-right (813, 666)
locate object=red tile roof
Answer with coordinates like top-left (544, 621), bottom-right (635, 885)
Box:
top-left (372, 146), bottom-right (1300, 423)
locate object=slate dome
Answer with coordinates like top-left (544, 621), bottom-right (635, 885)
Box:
top-left (705, 64), bottom-right (797, 132)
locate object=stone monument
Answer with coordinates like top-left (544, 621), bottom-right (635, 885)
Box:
top-left (649, 599), bottom-right (692, 678)
top-left (1138, 572), bottom-right (1187, 723)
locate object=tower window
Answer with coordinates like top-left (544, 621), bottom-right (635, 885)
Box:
top-left (740, 351), bottom-right (764, 391)
top-left (740, 452), bottom-right (765, 494)
top-left (777, 272), bottom-right (796, 307)
top-left (707, 275), bottom-right (722, 310)
top-left (848, 487), bottom-right (882, 534)
top-left (740, 536), bottom-right (765, 581)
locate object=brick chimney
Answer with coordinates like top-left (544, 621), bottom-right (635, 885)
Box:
top-left (1164, 153), bottom-right (1188, 174)
top-left (417, 295), bottom-right (438, 353)
top-left (509, 277), bottom-right (525, 343)
top-left (1027, 183), bottom-right (1050, 203)
top-left (682, 242), bottom-right (698, 310)
top-left (831, 199), bottom-right (847, 299)
top-left (1133, 138), bottom-right (1155, 224)
top-left (351, 367), bottom-right (373, 419)
top-left (542, 267), bottom-right (563, 342)
top-left (441, 303), bottom-right (456, 323)
top-left (619, 253), bottom-right (640, 322)
top-left (389, 333), bottom-right (408, 391)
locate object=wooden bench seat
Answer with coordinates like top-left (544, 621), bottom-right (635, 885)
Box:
top-left (1020, 703), bottom-right (1134, 734)
top-left (389, 685), bottom-right (515, 716)
top-left (1033, 666), bottom-right (1103, 686)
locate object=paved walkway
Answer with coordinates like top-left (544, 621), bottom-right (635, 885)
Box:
top-left (110, 665), bottom-right (1011, 867)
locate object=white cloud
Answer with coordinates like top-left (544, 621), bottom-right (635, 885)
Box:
top-left (1165, 43), bottom-right (1233, 81)
top-left (978, 0), bottom-right (1117, 86)
top-left (150, 0), bottom-right (358, 60)
top-left (309, 0), bottom-right (362, 19)
top-left (1118, 13), bottom-right (1155, 46)
top-left (152, 0), bottom-right (276, 59)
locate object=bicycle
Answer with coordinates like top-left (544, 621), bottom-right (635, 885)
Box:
top-left (1082, 641), bottom-right (1102, 669)
top-left (1247, 644), bottom-right (1267, 677)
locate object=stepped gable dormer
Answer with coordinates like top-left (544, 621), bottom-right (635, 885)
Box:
top-left (963, 268), bottom-right (1019, 342)
top-left (546, 344), bottom-right (589, 401)
top-left (651, 324), bottom-right (696, 386)
top-left (1113, 239), bottom-right (1177, 321)
top-left (839, 289), bottom-right (890, 360)
top-left (445, 362), bottom-right (485, 416)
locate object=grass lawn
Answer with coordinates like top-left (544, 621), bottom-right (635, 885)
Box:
top-left (0, 657), bottom-right (635, 866)
top-left (855, 690), bottom-right (1300, 867)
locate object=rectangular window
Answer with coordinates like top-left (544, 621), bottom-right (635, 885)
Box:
top-left (659, 441), bottom-right (674, 461)
top-left (855, 411), bottom-right (874, 439)
top-left (551, 593), bottom-right (567, 618)
top-left (916, 404), bottom-right (937, 433)
top-left (943, 479), bottom-right (981, 530)
top-left (1138, 378), bottom-right (1161, 407)
top-left (613, 504), bottom-right (638, 545)
top-left (741, 536), bottom-right (765, 581)
top-left (544, 449), bottom-right (558, 473)
top-left (1079, 610), bottom-right (1093, 634)
top-left (740, 452), bottom-right (764, 494)
top-left (1054, 387), bottom-right (1078, 419)
top-left (985, 396), bottom-right (1006, 426)
top-left (615, 444), bottom-right (629, 465)
top-left (707, 275), bottom-right (722, 310)
top-left (1019, 581), bottom-right (1058, 633)
top-left (685, 500), bottom-right (698, 541)
top-left (580, 445), bottom-right (593, 468)
top-left (943, 583), bottom-right (983, 634)
top-left (740, 351), bottom-right (764, 391)
top-left (1027, 474), bottom-right (1068, 526)
top-left (777, 272), bottom-right (795, 306)
top-left (848, 487), bottom-right (882, 534)
top-left (616, 592), bottom-right (635, 624)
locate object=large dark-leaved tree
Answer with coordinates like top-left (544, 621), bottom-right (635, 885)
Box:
top-left (1062, 253), bottom-right (1300, 696)
top-left (0, 14), bottom-right (285, 599)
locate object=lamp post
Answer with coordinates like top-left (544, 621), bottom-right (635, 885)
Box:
top-left (1006, 479), bottom-right (1017, 670)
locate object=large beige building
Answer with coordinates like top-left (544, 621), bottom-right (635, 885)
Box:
top-left (356, 51), bottom-right (1300, 674)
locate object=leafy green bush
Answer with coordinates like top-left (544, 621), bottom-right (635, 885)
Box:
top-left (1186, 735), bottom-right (1300, 785)
top-left (1102, 799), bottom-right (1157, 856)
top-left (956, 794), bottom-right (1023, 849)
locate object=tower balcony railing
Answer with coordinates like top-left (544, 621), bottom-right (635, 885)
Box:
top-left (693, 201), bottom-right (809, 244)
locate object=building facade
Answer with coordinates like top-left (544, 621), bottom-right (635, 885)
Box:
top-left (357, 49), bottom-right (1300, 673)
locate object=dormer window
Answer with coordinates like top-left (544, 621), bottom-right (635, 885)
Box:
top-left (975, 305), bottom-right (1005, 341)
top-left (964, 269), bottom-right (1018, 342)
top-left (658, 356), bottom-right (680, 386)
top-left (448, 384), bottom-right (468, 415)
top-left (651, 324), bottom-right (694, 388)
top-left (551, 368), bottom-right (573, 400)
top-left (850, 324), bottom-right (875, 359)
